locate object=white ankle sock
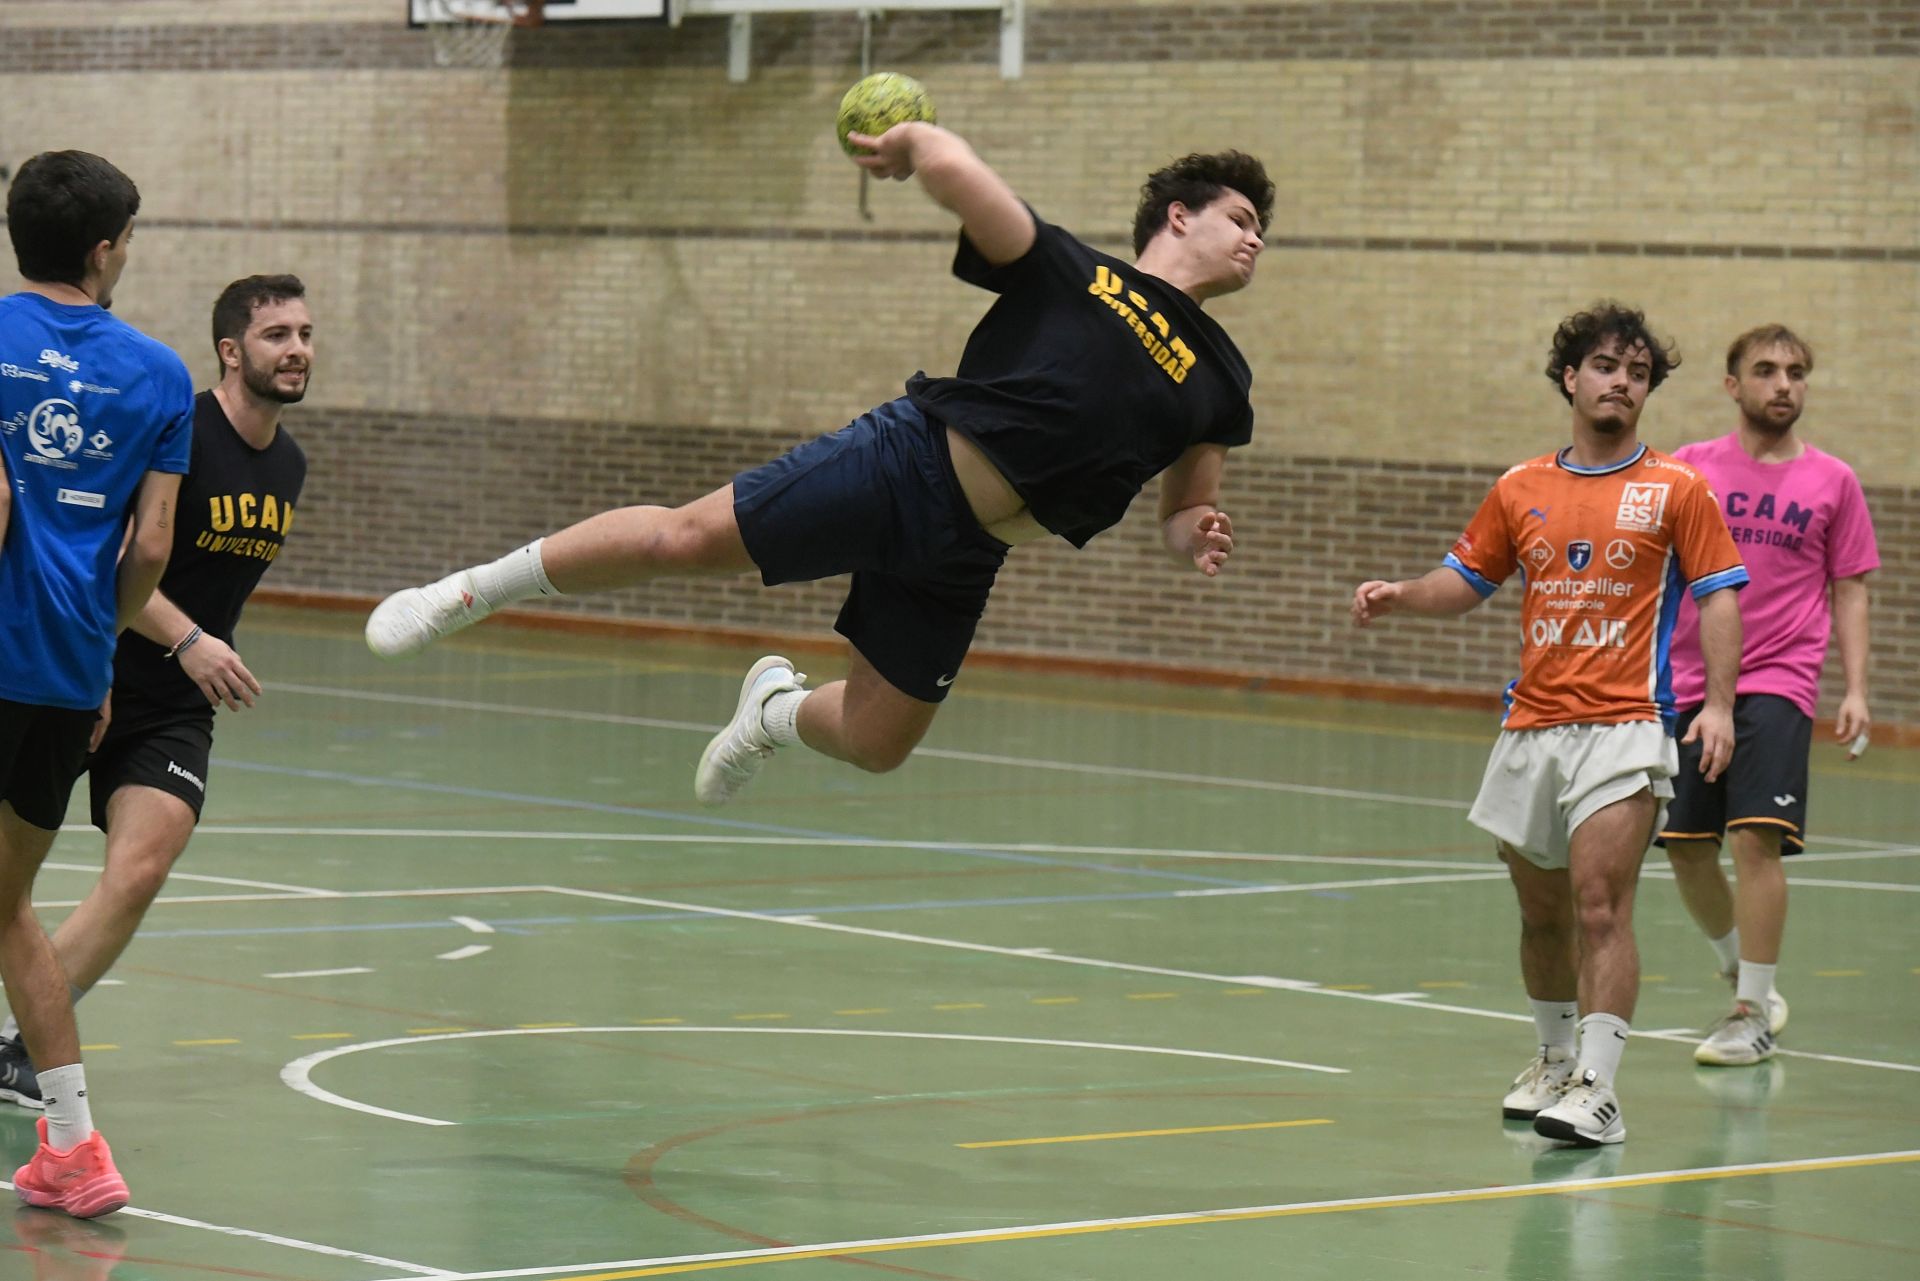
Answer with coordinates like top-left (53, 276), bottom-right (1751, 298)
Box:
top-left (1529, 999), bottom-right (1579, 1054)
top-left (762, 688), bottom-right (810, 748)
top-left (37, 1064), bottom-right (94, 1150)
top-left (1576, 1013), bottom-right (1630, 1088)
top-left (467, 539), bottom-right (558, 608)
top-left (1709, 928), bottom-right (1740, 972)
top-left (1736, 961), bottom-right (1777, 1007)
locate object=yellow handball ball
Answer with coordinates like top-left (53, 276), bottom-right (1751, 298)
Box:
top-left (836, 72), bottom-right (936, 157)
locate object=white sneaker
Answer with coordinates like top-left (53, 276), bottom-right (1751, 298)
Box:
top-left (1720, 967), bottom-right (1789, 1035)
top-left (366, 573), bottom-right (492, 659)
top-left (1502, 1045), bottom-right (1577, 1119)
top-left (1533, 1069), bottom-right (1625, 1146)
top-left (1694, 1001), bottom-right (1777, 1066)
top-left (694, 656), bottom-right (803, 806)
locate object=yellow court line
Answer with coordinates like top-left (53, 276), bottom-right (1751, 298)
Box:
top-left (408, 1026), bottom-right (469, 1034)
top-left (731, 1013), bottom-right (791, 1022)
top-left (833, 1008), bottom-right (890, 1016)
top-left (1030, 997), bottom-right (1078, 1005)
top-left (958, 1119), bottom-right (1334, 1149)
top-left (1125, 992), bottom-right (1179, 1001)
top-left (79, 1044), bottom-right (117, 1052)
top-left (1815, 970), bottom-right (1866, 978)
top-left (546, 1149), bottom-right (1920, 1280)
top-left (173, 1038), bottom-right (240, 1047)
top-left (516, 1022), bottom-right (578, 1030)
top-left (932, 1003), bottom-right (987, 1011)
top-left (292, 1032), bottom-right (356, 1041)
top-left (1417, 981), bottom-right (1467, 989)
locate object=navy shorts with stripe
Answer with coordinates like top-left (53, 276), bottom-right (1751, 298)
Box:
top-left (1658, 693), bottom-right (1812, 853)
top-left (733, 397), bottom-right (1009, 703)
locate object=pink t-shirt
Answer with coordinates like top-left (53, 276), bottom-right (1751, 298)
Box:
top-left (1668, 434), bottom-right (1880, 717)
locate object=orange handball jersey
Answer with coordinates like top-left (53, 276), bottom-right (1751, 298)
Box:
top-left (1445, 444), bottom-right (1747, 732)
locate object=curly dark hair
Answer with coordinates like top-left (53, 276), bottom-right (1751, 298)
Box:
top-left (1132, 151), bottom-right (1274, 256)
top-left (1545, 301), bottom-right (1680, 403)
top-left (6, 151), bottom-right (140, 287)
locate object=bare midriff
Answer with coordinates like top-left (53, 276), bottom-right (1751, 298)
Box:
top-left (945, 427), bottom-right (1049, 546)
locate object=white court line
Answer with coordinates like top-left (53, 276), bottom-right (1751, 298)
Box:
top-left (0, 1180), bottom-right (451, 1275)
top-left (532, 884), bottom-right (1920, 1075)
top-left (273, 683), bottom-right (1472, 811)
top-left (266, 966), bottom-right (375, 979)
top-left (282, 1026), bottom-right (1345, 1126)
top-left (452, 915), bottom-right (497, 934)
top-left (438, 944), bottom-right (493, 961)
top-left (358, 1148), bottom-right (1920, 1281)
top-left (1173, 872), bottom-right (1511, 898)
top-left (47, 858), bottom-right (339, 896)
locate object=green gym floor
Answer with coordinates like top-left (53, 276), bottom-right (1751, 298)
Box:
top-left (3, 604), bottom-right (1915, 1280)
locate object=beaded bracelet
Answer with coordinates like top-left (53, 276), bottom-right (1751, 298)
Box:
top-left (166, 624), bottom-right (204, 660)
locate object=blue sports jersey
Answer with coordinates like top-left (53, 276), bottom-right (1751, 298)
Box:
top-left (0, 292), bottom-right (193, 709)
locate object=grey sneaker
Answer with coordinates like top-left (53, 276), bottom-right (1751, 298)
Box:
top-left (694, 656), bottom-right (803, 806)
top-left (1694, 1001), bottom-right (1777, 1066)
top-left (1720, 966), bottom-right (1789, 1035)
top-left (1502, 1045), bottom-right (1578, 1119)
top-left (0, 1036), bottom-right (44, 1110)
top-left (1534, 1069), bottom-right (1625, 1146)
top-left (365, 572), bottom-right (493, 659)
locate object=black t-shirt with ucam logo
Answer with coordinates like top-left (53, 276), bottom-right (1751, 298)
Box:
top-left (113, 390), bottom-right (307, 711)
top-left (905, 213), bottom-right (1254, 549)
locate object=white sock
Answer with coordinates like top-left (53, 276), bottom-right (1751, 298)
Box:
top-left (1529, 999), bottom-right (1579, 1055)
top-left (1576, 1013), bottom-right (1630, 1089)
top-left (466, 539), bottom-right (559, 608)
top-left (1709, 928), bottom-right (1741, 973)
top-left (1736, 960), bottom-right (1777, 1007)
top-left (37, 1064), bottom-right (94, 1150)
top-left (762, 688), bottom-right (810, 748)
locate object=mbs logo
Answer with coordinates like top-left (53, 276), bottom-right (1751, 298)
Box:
top-left (1088, 266), bottom-right (1197, 384)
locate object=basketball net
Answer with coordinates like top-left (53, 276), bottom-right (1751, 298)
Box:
top-left (422, 0), bottom-right (540, 70)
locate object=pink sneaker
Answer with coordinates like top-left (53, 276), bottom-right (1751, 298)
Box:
top-left (12, 1118), bottom-right (129, 1219)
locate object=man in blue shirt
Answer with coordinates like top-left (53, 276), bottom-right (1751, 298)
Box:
top-left (0, 150), bottom-right (192, 1217)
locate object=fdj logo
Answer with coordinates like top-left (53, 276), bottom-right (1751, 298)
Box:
top-left (1616, 482), bottom-right (1670, 532)
top-left (26, 399), bottom-right (83, 459)
top-left (1567, 540), bottom-right (1593, 571)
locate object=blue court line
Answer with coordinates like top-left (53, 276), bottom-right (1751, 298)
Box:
top-left (213, 757), bottom-right (1270, 889)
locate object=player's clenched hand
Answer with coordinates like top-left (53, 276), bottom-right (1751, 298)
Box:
top-left (1189, 511), bottom-right (1233, 577)
top-left (182, 634), bottom-right (263, 711)
top-left (1684, 703), bottom-right (1736, 783)
top-left (1351, 580), bottom-right (1400, 627)
top-left (1834, 692), bottom-right (1871, 760)
top-left (846, 125), bottom-right (919, 180)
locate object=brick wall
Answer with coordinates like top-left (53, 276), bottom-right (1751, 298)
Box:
top-left (3, 0), bottom-right (1914, 724)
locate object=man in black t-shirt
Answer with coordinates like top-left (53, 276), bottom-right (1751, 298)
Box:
top-left (367, 125), bottom-right (1272, 806)
top-left (0, 275), bottom-right (311, 1108)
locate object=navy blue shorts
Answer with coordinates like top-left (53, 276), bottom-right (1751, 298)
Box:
top-left (733, 397), bottom-right (1009, 703)
top-left (1657, 693), bottom-right (1812, 854)
top-left (0, 698), bottom-right (97, 830)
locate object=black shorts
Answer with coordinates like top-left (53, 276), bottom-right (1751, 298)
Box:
top-left (0, 698), bottom-right (98, 830)
top-left (87, 698), bottom-right (213, 831)
top-left (733, 396), bottom-right (1010, 703)
top-left (1658, 693), bottom-right (1812, 853)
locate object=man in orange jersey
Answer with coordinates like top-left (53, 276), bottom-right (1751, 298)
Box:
top-left (1351, 302), bottom-right (1746, 1147)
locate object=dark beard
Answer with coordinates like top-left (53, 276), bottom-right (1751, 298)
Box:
top-left (1745, 404), bottom-right (1800, 436)
top-left (242, 356), bottom-right (307, 404)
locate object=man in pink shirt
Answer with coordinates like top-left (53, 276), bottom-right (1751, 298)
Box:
top-left (1659, 324), bottom-right (1879, 1067)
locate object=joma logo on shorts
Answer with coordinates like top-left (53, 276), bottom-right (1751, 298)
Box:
top-left (166, 760), bottom-right (206, 792)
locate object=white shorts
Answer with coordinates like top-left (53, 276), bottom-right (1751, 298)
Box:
top-left (1468, 721), bottom-right (1677, 871)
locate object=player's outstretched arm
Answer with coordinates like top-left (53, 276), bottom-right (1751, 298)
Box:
top-left (1351, 567), bottom-right (1483, 627)
top-left (116, 469), bottom-right (182, 632)
top-left (847, 122), bottom-right (1035, 267)
top-left (1158, 444), bottom-right (1233, 577)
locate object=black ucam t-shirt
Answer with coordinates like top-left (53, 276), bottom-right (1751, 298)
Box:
top-left (906, 213), bottom-right (1253, 548)
top-left (114, 390), bottom-right (307, 710)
